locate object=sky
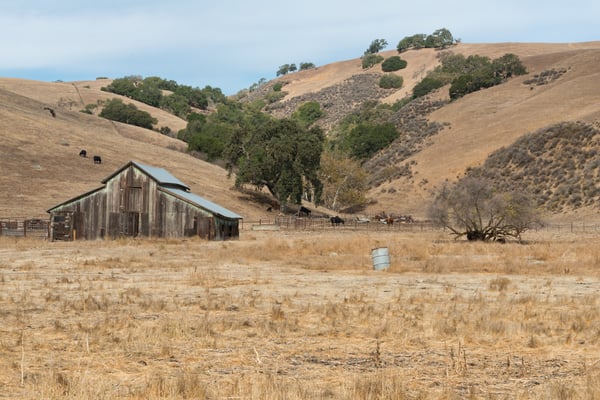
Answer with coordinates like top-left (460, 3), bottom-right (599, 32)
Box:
top-left (1, 0), bottom-right (598, 95)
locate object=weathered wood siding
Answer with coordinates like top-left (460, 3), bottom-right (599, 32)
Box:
top-left (49, 189), bottom-right (106, 240)
top-left (48, 163), bottom-right (240, 240)
top-left (105, 165), bottom-right (155, 237)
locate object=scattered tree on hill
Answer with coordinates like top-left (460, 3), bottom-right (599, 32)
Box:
top-left (225, 118), bottom-right (325, 210)
top-left (381, 56), bottom-right (407, 72)
top-left (101, 76), bottom-right (222, 115)
top-left (397, 29), bottom-right (455, 52)
top-left (425, 28), bottom-right (455, 49)
top-left (397, 34), bottom-right (427, 52)
top-left (292, 101), bottom-right (324, 127)
top-left (428, 177), bottom-right (542, 242)
top-left (342, 122), bottom-right (400, 160)
top-left (99, 98), bottom-right (157, 129)
top-left (413, 52), bottom-right (527, 99)
top-left (412, 76), bottom-right (445, 98)
top-left (364, 39), bottom-right (388, 55)
top-left (379, 74), bottom-right (403, 89)
top-left (362, 53), bottom-right (384, 69)
top-left (299, 62), bottom-right (316, 71)
top-left (276, 64), bottom-right (297, 76)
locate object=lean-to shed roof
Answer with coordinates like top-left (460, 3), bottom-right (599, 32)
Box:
top-left (161, 187), bottom-right (243, 220)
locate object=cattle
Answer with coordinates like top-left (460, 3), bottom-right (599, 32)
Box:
top-left (298, 206), bottom-right (311, 217)
top-left (93, 155), bottom-right (102, 164)
top-left (356, 216), bottom-right (370, 224)
top-left (330, 216), bottom-right (344, 226)
top-left (79, 149), bottom-right (87, 158)
top-left (43, 106), bottom-right (56, 117)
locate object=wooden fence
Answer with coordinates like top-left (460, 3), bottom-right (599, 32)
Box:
top-left (0, 218), bottom-right (49, 238)
top-left (242, 216), bottom-right (600, 235)
top-left (3, 216), bottom-right (600, 239)
top-left (242, 216), bottom-right (436, 232)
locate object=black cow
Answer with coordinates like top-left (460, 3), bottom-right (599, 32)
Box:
top-left (43, 106), bottom-right (56, 117)
top-left (298, 206), bottom-right (311, 217)
top-left (79, 149), bottom-right (87, 158)
top-left (93, 155), bottom-right (102, 164)
top-left (330, 216), bottom-right (345, 226)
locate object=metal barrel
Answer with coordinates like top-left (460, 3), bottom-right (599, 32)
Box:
top-left (371, 247), bottom-right (390, 270)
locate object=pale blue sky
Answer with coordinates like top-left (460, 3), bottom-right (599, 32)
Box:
top-left (1, 0), bottom-right (598, 94)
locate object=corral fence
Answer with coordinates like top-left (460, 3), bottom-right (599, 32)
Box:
top-left (0, 218), bottom-right (49, 238)
top-left (2, 216), bottom-right (600, 239)
top-left (243, 216), bottom-right (437, 232)
top-left (243, 216), bottom-right (600, 235)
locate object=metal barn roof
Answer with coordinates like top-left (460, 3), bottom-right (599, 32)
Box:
top-left (163, 187), bottom-right (243, 220)
top-left (102, 161), bottom-right (190, 191)
top-left (52, 161), bottom-right (242, 220)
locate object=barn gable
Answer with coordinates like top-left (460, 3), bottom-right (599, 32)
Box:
top-left (47, 160), bottom-right (242, 241)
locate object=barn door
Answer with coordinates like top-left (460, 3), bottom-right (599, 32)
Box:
top-left (51, 212), bottom-right (73, 241)
top-left (124, 212), bottom-right (140, 237)
top-left (196, 216), bottom-right (215, 240)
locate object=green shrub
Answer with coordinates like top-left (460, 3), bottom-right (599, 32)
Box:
top-left (265, 90), bottom-right (287, 104)
top-left (412, 77), bottom-right (444, 98)
top-left (344, 122), bottom-right (400, 160)
top-left (381, 56), bottom-right (407, 72)
top-left (293, 101), bottom-right (324, 126)
top-left (362, 54), bottom-right (384, 69)
top-left (379, 74), bottom-right (404, 89)
top-left (99, 98), bottom-right (157, 129)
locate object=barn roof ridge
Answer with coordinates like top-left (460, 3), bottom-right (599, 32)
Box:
top-left (102, 160), bottom-right (190, 191)
top-left (49, 161), bottom-right (242, 220)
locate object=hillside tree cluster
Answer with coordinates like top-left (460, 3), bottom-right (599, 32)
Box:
top-left (397, 28), bottom-right (456, 52)
top-left (102, 76), bottom-right (226, 119)
top-left (412, 52), bottom-right (527, 99)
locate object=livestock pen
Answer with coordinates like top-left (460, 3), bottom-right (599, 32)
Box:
top-left (0, 218), bottom-right (49, 238)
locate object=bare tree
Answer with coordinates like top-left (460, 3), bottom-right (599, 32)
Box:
top-left (428, 177), bottom-right (543, 242)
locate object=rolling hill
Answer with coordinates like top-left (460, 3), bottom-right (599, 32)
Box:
top-left (1, 41), bottom-right (600, 223)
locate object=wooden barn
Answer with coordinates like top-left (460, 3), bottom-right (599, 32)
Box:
top-left (47, 161), bottom-right (242, 241)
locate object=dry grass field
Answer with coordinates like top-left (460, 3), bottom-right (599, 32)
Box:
top-left (1, 229), bottom-right (600, 399)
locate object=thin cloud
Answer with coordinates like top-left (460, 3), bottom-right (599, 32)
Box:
top-left (1, 0), bottom-right (598, 94)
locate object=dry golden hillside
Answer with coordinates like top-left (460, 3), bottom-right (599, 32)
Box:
top-left (0, 81), bottom-right (270, 220)
top-left (272, 42), bottom-right (600, 221)
top-left (2, 41), bottom-right (600, 222)
top-left (380, 43), bottom-right (600, 220)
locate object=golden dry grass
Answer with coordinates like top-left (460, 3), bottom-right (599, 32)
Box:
top-left (1, 229), bottom-right (599, 399)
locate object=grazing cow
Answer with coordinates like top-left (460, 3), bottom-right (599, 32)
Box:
top-left (79, 149), bottom-right (87, 158)
top-left (93, 155), bottom-right (102, 164)
top-left (298, 206), bottom-right (311, 217)
top-left (330, 216), bottom-right (345, 226)
top-left (43, 106), bottom-right (56, 117)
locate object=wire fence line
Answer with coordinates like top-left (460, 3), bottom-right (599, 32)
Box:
top-left (2, 216), bottom-right (600, 239)
top-left (243, 216), bottom-right (600, 235)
